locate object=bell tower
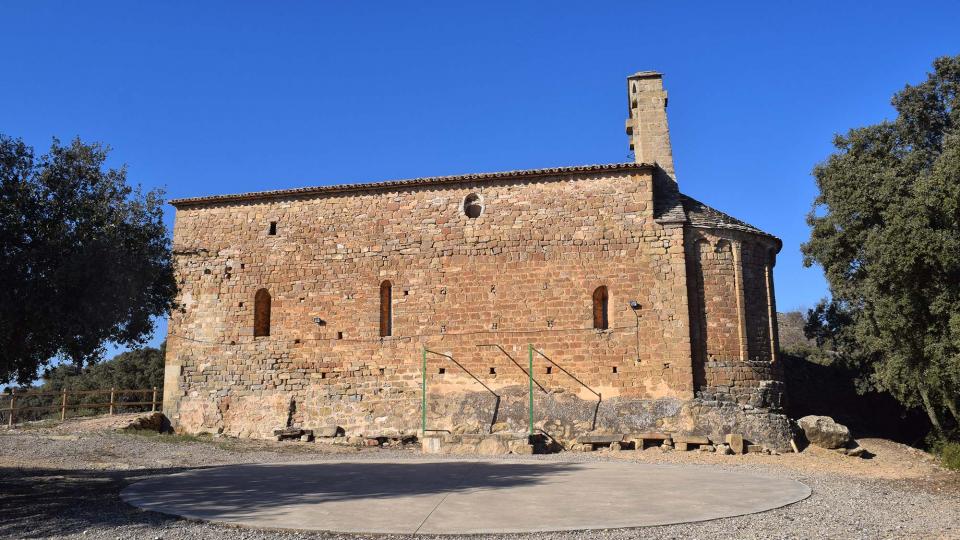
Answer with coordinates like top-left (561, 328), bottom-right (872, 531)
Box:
top-left (625, 71), bottom-right (675, 180)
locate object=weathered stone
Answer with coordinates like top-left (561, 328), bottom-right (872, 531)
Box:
top-left (122, 412), bottom-right (169, 433)
top-left (314, 426), bottom-right (341, 438)
top-left (421, 437), bottom-right (442, 454)
top-left (747, 444), bottom-right (763, 453)
top-left (798, 415), bottom-right (852, 449)
top-left (717, 444), bottom-right (733, 455)
top-left (847, 446), bottom-right (866, 458)
top-left (578, 434), bottom-right (624, 444)
top-left (508, 439), bottom-right (534, 455)
top-left (725, 433), bottom-right (745, 454)
top-left (490, 422), bottom-right (510, 433)
top-left (477, 437), bottom-right (509, 456)
top-left (674, 435), bottom-right (710, 445)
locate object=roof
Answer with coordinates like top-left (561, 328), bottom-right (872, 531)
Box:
top-left (169, 163), bottom-right (654, 207)
top-left (169, 162), bottom-right (778, 244)
top-left (680, 194), bottom-right (780, 243)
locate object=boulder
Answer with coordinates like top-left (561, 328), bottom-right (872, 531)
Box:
top-left (476, 437), bottom-right (510, 456)
top-left (122, 412), bottom-right (169, 433)
top-left (798, 415), bottom-right (852, 449)
top-left (314, 426), bottom-right (342, 438)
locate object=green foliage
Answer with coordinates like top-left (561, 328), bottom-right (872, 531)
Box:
top-left (0, 344), bottom-right (165, 423)
top-left (40, 343), bottom-right (165, 392)
top-left (933, 438), bottom-right (960, 470)
top-left (0, 135), bottom-right (176, 384)
top-left (942, 443), bottom-right (960, 470)
top-left (802, 55), bottom-right (960, 436)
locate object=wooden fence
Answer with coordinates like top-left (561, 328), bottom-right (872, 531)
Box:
top-left (1, 387), bottom-right (160, 426)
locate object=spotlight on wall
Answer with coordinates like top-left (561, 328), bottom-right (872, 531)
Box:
top-left (629, 300), bottom-right (641, 310)
top-left (313, 317), bottom-right (326, 326)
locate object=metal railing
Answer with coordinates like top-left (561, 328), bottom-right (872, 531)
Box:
top-left (420, 344), bottom-right (603, 437)
top-left (532, 347), bottom-right (602, 432)
top-left (421, 348), bottom-right (500, 434)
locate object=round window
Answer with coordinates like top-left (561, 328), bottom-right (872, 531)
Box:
top-left (463, 193), bottom-right (483, 218)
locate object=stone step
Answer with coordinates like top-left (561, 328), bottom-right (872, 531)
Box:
top-left (576, 434), bottom-right (625, 445)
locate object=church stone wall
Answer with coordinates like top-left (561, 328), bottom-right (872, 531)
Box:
top-left (683, 226), bottom-right (789, 448)
top-left (165, 168), bottom-right (706, 442)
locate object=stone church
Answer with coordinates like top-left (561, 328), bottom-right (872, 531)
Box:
top-left (164, 71), bottom-right (792, 450)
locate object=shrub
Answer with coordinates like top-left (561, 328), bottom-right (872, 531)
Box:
top-left (939, 441), bottom-right (960, 471)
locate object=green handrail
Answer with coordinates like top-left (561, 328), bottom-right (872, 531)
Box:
top-left (528, 344), bottom-right (534, 436)
top-left (421, 346), bottom-right (427, 435)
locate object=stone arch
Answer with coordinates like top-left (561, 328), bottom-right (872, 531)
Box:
top-left (592, 285), bottom-right (609, 330)
top-left (714, 239), bottom-right (733, 257)
top-left (379, 280), bottom-right (392, 337)
top-left (254, 288), bottom-right (271, 337)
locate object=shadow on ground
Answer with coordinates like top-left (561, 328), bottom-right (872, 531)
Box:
top-left (0, 465), bottom-right (198, 538)
top-left (0, 461), bottom-right (577, 538)
top-left (126, 461), bottom-right (577, 513)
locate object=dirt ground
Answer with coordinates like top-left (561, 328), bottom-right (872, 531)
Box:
top-left (1, 413), bottom-right (958, 539)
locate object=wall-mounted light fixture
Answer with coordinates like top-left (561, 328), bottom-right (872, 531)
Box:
top-left (629, 300), bottom-right (641, 310)
top-left (313, 317), bottom-right (326, 326)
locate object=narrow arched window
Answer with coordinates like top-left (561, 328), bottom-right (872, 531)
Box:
top-left (379, 280), bottom-right (392, 337)
top-left (592, 286), bottom-right (609, 330)
top-left (254, 288), bottom-right (271, 337)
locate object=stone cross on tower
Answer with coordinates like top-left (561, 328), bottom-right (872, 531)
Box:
top-left (625, 71), bottom-right (675, 181)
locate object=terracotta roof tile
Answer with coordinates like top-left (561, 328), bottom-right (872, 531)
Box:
top-left (170, 163), bottom-right (653, 207)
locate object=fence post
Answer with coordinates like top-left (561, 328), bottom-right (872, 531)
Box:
top-left (61, 389), bottom-right (68, 421)
top-left (109, 387), bottom-right (115, 415)
top-left (7, 390), bottom-right (14, 427)
top-left (151, 387), bottom-right (158, 412)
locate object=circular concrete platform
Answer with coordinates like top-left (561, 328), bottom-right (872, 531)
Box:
top-left (121, 459), bottom-right (811, 534)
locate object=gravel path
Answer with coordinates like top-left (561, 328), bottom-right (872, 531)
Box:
top-left (1, 417), bottom-right (958, 539)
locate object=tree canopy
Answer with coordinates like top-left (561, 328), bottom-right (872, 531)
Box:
top-left (0, 135), bottom-right (176, 384)
top-left (39, 343), bottom-right (165, 393)
top-left (802, 55), bottom-right (960, 434)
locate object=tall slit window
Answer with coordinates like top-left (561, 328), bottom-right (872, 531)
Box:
top-left (379, 280), bottom-right (392, 337)
top-left (592, 286), bottom-right (609, 330)
top-left (254, 288), bottom-right (271, 337)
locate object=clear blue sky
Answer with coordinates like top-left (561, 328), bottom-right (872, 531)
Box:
top-left (3, 1), bottom-right (958, 355)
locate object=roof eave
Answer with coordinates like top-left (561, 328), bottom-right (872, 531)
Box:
top-left (170, 162), bottom-right (655, 209)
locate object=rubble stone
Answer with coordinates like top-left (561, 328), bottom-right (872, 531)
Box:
top-left (798, 415), bottom-right (852, 450)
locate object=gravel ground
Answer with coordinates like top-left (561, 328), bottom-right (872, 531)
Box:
top-left (1, 415), bottom-right (958, 539)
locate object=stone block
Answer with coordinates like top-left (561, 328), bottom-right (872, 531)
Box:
top-left (477, 437), bottom-right (509, 456)
top-left (421, 437), bottom-right (443, 454)
top-left (725, 433), bottom-right (744, 454)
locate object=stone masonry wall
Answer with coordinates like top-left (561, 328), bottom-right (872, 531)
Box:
top-left (165, 169), bottom-right (701, 441)
top-left (683, 226), bottom-right (789, 448)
